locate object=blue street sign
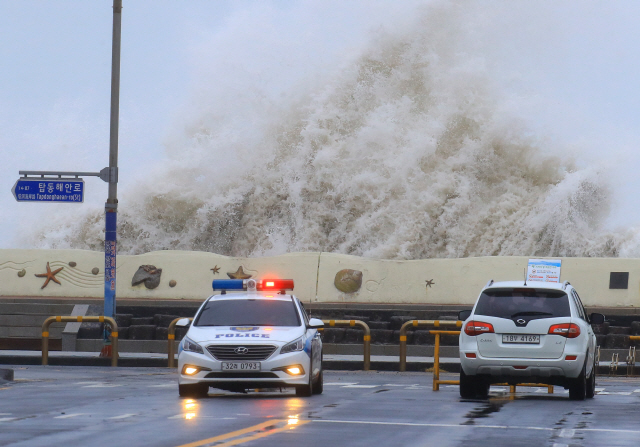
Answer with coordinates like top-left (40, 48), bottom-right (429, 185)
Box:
top-left (11, 178), bottom-right (84, 203)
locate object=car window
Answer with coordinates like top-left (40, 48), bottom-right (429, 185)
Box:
top-left (572, 290), bottom-right (588, 321)
top-left (474, 288), bottom-right (571, 319)
top-left (195, 299), bottom-right (301, 327)
top-left (297, 299), bottom-right (309, 325)
top-left (571, 293), bottom-right (585, 320)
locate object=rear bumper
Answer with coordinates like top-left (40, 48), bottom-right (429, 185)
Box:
top-left (460, 351), bottom-right (586, 380)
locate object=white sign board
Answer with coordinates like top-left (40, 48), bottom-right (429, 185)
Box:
top-left (527, 259), bottom-right (561, 283)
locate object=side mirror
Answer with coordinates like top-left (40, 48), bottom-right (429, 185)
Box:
top-left (175, 318), bottom-right (191, 327)
top-left (458, 310), bottom-right (472, 321)
top-left (590, 313), bottom-right (605, 325)
top-left (308, 318), bottom-right (324, 329)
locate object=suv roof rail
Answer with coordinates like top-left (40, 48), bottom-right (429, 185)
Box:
top-left (562, 281), bottom-right (571, 290)
top-left (485, 279), bottom-right (494, 288)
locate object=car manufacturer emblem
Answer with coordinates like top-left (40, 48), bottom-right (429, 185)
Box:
top-left (516, 319), bottom-right (526, 325)
top-left (234, 347), bottom-right (249, 354)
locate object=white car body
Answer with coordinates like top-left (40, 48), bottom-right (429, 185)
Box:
top-left (459, 280), bottom-right (601, 399)
top-left (178, 292), bottom-right (323, 396)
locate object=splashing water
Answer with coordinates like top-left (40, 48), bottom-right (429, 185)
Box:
top-left (31, 2), bottom-right (632, 259)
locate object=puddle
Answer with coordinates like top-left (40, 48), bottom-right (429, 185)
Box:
top-left (461, 399), bottom-right (507, 425)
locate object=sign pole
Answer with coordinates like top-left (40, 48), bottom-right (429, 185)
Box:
top-left (101, 0), bottom-right (122, 358)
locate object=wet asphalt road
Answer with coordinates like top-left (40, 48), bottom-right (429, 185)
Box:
top-left (1, 366), bottom-right (640, 447)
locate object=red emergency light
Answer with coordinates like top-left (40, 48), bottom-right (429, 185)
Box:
top-left (258, 279), bottom-right (294, 291)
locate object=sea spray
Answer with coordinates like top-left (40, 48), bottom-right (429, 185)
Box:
top-left (31, 1), bottom-right (628, 259)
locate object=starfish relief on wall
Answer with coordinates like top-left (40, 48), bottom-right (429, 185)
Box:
top-left (35, 262), bottom-right (63, 289)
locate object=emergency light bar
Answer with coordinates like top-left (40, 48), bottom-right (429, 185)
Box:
top-left (212, 279), bottom-right (294, 292)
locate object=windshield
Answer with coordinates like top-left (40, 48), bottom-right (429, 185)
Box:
top-left (474, 288), bottom-right (570, 320)
top-left (195, 298), bottom-right (301, 327)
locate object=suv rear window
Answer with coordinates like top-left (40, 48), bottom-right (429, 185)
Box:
top-left (474, 288), bottom-right (570, 320)
top-left (195, 298), bottom-right (301, 327)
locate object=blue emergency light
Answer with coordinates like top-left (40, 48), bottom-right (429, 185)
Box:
top-left (212, 278), bottom-right (294, 292)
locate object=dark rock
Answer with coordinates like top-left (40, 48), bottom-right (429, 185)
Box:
top-left (592, 322), bottom-right (609, 335)
top-left (608, 326), bottom-right (630, 335)
top-left (344, 329), bottom-right (364, 344)
top-left (370, 329), bottom-right (394, 344)
top-left (334, 269), bottom-right (363, 293)
top-left (129, 325), bottom-right (156, 340)
top-left (413, 330), bottom-right (435, 345)
top-left (440, 334), bottom-right (460, 346)
top-left (595, 334), bottom-right (606, 347)
top-left (155, 327), bottom-right (169, 340)
top-left (154, 314), bottom-right (182, 328)
top-left (437, 315), bottom-right (458, 321)
top-left (77, 322), bottom-right (103, 339)
top-left (115, 314), bottom-right (133, 328)
top-left (117, 327), bottom-right (129, 340)
top-left (367, 321), bottom-right (390, 330)
top-left (389, 316), bottom-right (418, 330)
top-left (393, 330), bottom-right (414, 344)
top-left (604, 334), bottom-right (631, 349)
top-left (321, 328), bottom-right (346, 344)
top-left (175, 327), bottom-right (188, 341)
top-left (131, 264), bottom-right (163, 289)
top-left (131, 317), bottom-right (154, 326)
top-left (631, 321), bottom-right (640, 335)
top-left (344, 315), bottom-right (370, 323)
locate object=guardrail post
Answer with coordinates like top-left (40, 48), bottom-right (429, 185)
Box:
top-left (168, 318), bottom-right (193, 368)
top-left (433, 331), bottom-right (441, 391)
top-left (322, 319), bottom-right (370, 371)
top-left (41, 316), bottom-right (119, 366)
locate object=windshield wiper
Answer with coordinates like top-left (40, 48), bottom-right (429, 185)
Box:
top-left (510, 311), bottom-right (554, 318)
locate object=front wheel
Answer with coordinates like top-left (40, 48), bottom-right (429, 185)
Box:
top-left (312, 369), bottom-right (323, 395)
top-left (586, 358), bottom-right (596, 399)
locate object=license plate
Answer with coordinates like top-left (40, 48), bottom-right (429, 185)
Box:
top-left (502, 334), bottom-right (540, 344)
top-left (221, 362), bottom-right (261, 371)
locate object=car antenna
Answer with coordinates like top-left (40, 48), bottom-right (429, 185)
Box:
top-left (523, 267), bottom-right (527, 286)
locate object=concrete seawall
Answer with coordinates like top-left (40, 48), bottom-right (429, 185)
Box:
top-left (0, 249), bottom-right (638, 307)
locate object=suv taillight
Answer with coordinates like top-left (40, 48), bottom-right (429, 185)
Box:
top-left (548, 323), bottom-right (581, 338)
top-left (464, 320), bottom-right (495, 336)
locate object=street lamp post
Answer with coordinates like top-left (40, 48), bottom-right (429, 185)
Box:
top-left (101, 0), bottom-right (122, 357)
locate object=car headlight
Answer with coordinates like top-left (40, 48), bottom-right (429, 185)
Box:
top-left (280, 337), bottom-right (304, 354)
top-left (182, 336), bottom-right (204, 354)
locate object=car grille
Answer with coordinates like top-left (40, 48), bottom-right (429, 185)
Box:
top-left (206, 344), bottom-right (277, 361)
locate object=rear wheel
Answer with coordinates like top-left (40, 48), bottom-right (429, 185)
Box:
top-left (569, 361), bottom-right (587, 401)
top-left (459, 369), bottom-right (477, 399)
top-left (179, 383), bottom-right (209, 398)
top-left (586, 358), bottom-right (596, 399)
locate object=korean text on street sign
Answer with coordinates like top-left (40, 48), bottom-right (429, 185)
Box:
top-left (527, 259), bottom-right (561, 283)
top-left (11, 178), bottom-right (84, 203)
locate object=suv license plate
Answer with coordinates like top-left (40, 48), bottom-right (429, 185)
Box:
top-left (221, 362), bottom-right (261, 371)
top-left (502, 334), bottom-right (540, 344)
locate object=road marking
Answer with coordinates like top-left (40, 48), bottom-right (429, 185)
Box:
top-left (175, 419), bottom-right (309, 447)
top-left (552, 444), bottom-right (569, 447)
top-left (54, 413), bottom-right (85, 419)
top-left (148, 384), bottom-right (175, 388)
top-left (634, 389), bottom-right (640, 393)
top-left (598, 392), bottom-right (632, 395)
top-left (559, 429), bottom-right (575, 438)
top-left (383, 384), bottom-right (419, 387)
top-left (342, 385), bottom-right (379, 388)
top-left (0, 417), bottom-right (18, 422)
top-left (312, 420), bottom-right (640, 435)
top-left (109, 414), bottom-right (136, 420)
top-left (324, 382), bottom-right (358, 386)
top-left (595, 387), bottom-right (605, 391)
top-left (0, 413), bottom-right (11, 416)
top-left (237, 414), bottom-right (251, 416)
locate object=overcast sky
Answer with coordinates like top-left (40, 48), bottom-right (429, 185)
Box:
top-left (2, 0), bottom-right (640, 250)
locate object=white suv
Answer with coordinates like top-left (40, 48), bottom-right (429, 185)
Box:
top-left (458, 280), bottom-right (605, 400)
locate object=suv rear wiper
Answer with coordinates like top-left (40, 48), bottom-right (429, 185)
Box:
top-left (510, 311), bottom-right (553, 318)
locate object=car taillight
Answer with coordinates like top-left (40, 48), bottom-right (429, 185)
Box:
top-left (464, 320), bottom-right (495, 336)
top-left (548, 323), bottom-right (581, 338)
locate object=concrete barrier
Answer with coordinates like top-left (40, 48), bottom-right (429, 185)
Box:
top-left (1, 249), bottom-right (640, 307)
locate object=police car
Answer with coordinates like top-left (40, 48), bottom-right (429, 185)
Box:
top-left (177, 278), bottom-right (323, 397)
top-left (459, 280), bottom-right (605, 400)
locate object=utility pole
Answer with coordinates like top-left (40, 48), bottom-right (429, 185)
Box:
top-left (101, 0), bottom-right (122, 357)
